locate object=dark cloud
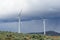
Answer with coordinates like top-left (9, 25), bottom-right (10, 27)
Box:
top-left (0, 11), bottom-right (60, 22)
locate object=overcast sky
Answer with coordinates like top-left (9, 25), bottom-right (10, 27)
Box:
top-left (0, 0), bottom-right (60, 33)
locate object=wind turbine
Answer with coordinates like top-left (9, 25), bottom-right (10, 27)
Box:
top-left (43, 19), bottom-right (46, 35)
top-left (18, 9), bottom-right (22, 33)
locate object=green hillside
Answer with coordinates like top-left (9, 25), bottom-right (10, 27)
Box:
top-left (0, 31), bottom-right (59, 40)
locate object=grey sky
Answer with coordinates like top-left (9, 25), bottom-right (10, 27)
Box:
top-left (0, 0), bottom-right (60, 33)
top-left (0, 0), bottom-right (60, 18)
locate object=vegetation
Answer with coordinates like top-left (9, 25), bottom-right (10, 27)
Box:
top-left (0, 31), bottom-right (60, 40)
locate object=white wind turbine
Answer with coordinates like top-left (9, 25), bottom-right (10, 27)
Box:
top-left (43, 19), bottom-right (46, 35)
top-left (18, 9), bottom-right (22, 33)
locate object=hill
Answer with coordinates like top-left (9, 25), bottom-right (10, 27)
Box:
top-left (29, 31), bottom-right (60, 36)
top-left (0, 31), bottom-right (45, 40)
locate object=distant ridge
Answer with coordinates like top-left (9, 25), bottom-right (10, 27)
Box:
top-left (29, 31), bottom-right (60, 36)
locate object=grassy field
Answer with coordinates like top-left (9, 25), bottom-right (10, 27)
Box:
top-left (0, 31), bottom-right (60, 40)
top-left (47, 36), bottom-right (60, 40)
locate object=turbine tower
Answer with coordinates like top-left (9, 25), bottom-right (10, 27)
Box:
top-left (18, 9), bottom-right (22, 33)
top-left (43, 19), bottom-right (46, 35)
